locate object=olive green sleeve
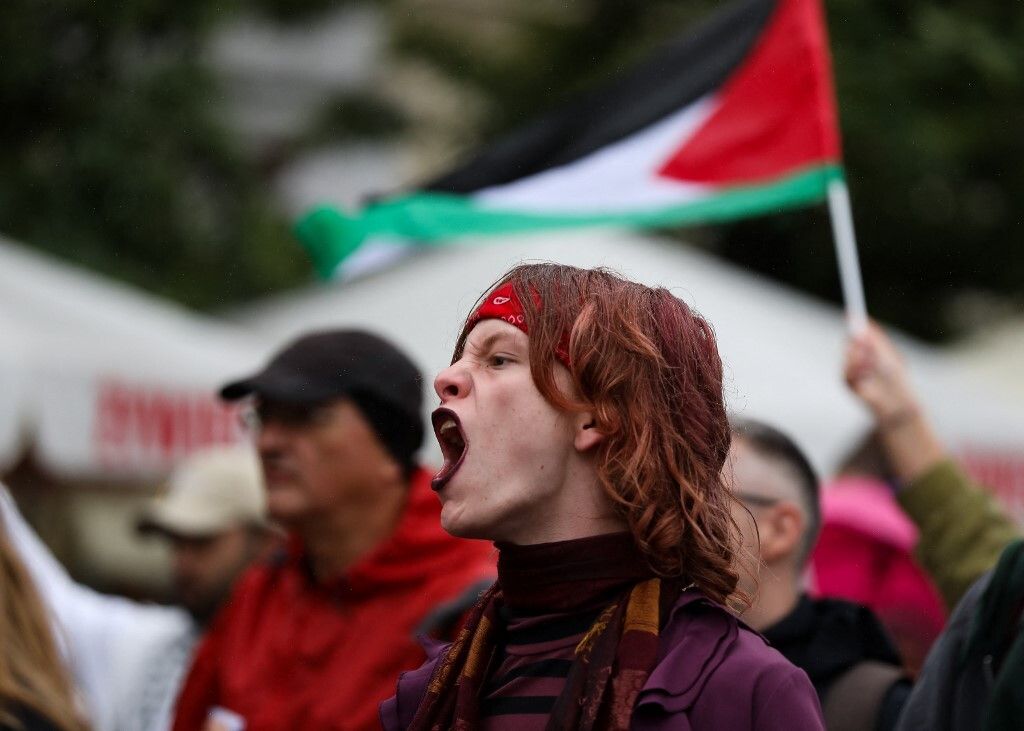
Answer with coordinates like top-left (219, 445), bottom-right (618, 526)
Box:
top-left (897, 458), bottom-right (1019, 610)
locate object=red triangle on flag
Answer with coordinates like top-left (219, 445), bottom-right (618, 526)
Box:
top-left (657, 0), bottom-right (842, 187)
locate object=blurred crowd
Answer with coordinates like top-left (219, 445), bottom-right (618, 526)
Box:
top-left (0, 263), bottom-right (1021, 731)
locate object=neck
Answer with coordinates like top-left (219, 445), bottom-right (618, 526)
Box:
top-left (742, 567), bottom-right (801, 631)
top-left (508, 517), bottom-right (628, 546)
top-left (497, 532), bottom-right (654, 611)
top-left (505, 465), bottom-right (626, 545)
top-left (301, 477), bottom-right (409, 582)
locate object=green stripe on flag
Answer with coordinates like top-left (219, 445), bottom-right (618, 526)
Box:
top-left (297, 164), bottom-right (844, 279)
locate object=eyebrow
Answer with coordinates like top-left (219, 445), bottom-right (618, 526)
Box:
top-left (466, 330), bottom-right (517, 357)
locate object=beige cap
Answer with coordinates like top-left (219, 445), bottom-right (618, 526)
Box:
top-left (138, 445), bottom-right (267, 538)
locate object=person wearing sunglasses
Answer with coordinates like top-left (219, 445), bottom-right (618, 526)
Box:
top-left (172, 330), bottom-right (495, 731)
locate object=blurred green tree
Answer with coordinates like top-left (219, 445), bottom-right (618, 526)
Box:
top-left (0, 0), bottom-right (337, 309)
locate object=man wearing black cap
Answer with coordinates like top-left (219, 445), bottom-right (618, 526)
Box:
top-left (172, 330), bottom-right (495, 731)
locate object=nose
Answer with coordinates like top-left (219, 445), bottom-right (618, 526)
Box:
top-left (434, 362), bottom-right (471, 403)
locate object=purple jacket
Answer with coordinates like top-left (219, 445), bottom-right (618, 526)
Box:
top-left (381, 590), bottom-right (825, 730)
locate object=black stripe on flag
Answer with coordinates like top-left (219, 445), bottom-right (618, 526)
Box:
top-left (424, 0), bottom-right (778, 195)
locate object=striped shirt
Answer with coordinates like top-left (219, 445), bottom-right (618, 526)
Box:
top-left (480, 604), bottom-right (602, 730)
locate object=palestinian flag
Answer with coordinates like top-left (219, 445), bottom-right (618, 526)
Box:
top-left (299, 0), bottom-right (844, 279)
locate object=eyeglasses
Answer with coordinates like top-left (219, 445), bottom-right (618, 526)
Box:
top-left (237, 399), bottom-right (336, 433)
top-left (733, 492), bottom-right (781, 508)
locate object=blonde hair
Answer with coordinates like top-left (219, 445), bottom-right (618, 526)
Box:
top-left (0, 518), bottom-right (88, 731)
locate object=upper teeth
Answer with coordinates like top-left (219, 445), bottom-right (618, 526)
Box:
top-left (440, 419), bottom-right (457, 434)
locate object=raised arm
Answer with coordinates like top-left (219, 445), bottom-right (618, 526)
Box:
top-left (843, 324), bottom-right (1019, 608)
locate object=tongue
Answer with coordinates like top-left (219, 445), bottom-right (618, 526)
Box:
top-left (432, 440), bottom-right (465, 491)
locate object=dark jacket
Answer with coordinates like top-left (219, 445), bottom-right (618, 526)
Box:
top-left (0, 705), bottom-right (64, 731)
top-left (765, 595), bottom-right (911, 730)
top-left (382, 589), bottom-right (825, 730)
top-left (895, 574), bottom-right (992, 731)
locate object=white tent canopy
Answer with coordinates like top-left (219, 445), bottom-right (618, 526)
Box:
top-left (232, 229), bottom-right (1024, 501)
top-left (951, 318), bottom-right (1024, 400)
top-left (0, 236), bottom-right (269, 480)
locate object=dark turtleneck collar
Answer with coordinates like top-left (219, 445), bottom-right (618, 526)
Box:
top-left (495, 531), bottom-right (655, 612)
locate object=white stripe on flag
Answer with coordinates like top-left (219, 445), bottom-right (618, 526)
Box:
top-left (474, 95), bottom-right (719, 213)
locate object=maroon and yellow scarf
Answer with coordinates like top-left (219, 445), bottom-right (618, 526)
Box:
top-left (407, 533), bottom-right (681, 731)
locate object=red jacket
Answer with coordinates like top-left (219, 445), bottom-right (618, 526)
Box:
top-left (172, 469), bottom-right (495, 731)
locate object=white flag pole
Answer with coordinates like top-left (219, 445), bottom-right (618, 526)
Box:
top-left (826, 176), bottom-right (868, 334)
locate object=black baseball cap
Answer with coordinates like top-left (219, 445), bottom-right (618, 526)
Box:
top-left (221, 330), bottom-right (424, 472)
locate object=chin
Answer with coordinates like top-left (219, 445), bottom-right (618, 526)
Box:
top-left (439, 505), bottom-right (492, 540)
top-left (439, 512), bottom-right (472, 538)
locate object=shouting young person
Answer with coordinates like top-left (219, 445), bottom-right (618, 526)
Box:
top-left (382, 264), bottom-right (824, 730)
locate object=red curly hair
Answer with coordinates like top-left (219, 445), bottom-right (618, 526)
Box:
top-left (455, 263), bottom-right (741, 606)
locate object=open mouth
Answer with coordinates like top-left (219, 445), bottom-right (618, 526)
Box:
top-left (431, 407), bottom-right (468, 491)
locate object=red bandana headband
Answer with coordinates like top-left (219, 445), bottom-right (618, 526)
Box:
top-left (468, 282), bottom-right (571, 368)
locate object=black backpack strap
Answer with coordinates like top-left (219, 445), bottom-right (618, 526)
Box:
top-left (821, 661), bottom-right (907, 731)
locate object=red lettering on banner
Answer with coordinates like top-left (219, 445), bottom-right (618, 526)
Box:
top-left (94, 380), bottom-right (243, 472)
top-left (957, 447), bottom-right (1024, 524)
top-left (132, 391), bottom-right (176, 455)
top-left (95, 384), bottom-right (132, 449)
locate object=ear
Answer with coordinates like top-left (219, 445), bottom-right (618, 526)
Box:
top-left (573, 411), bottom-right (605, 453)
top-left (759, 502), bottom-right (806, 564)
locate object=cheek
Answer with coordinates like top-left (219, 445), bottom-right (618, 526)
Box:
top-left (512, 407), bottom-right (573, 463)
top-left (296, 436), bottom-right (347, 483)
top-left (187, 560), bottom-right (218, 586)
top-left (491, 383), bottom-right (567, 448)
top-left (210, 538), bottom-right (247, 572)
